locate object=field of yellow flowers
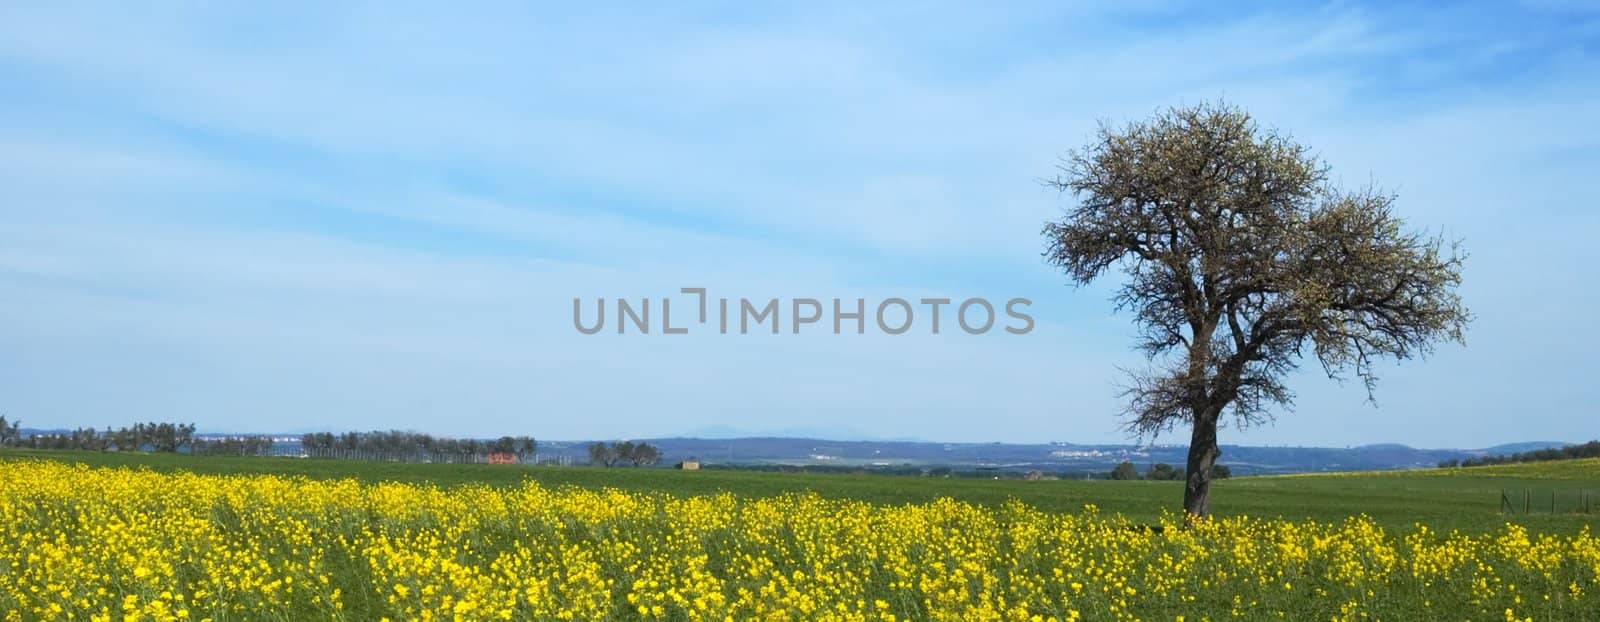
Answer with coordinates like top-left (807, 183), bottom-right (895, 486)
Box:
top-left (1, 460), bottom-right (1596, 621)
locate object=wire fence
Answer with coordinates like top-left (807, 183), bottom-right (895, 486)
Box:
top-left (1499, 489), bottom-right (1597, 515)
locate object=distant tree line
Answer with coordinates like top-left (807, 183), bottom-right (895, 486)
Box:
top-left (192, 436), bottom-right (276, 457)
top-left (301, 431), bottom-right (537, 461)
top-left (1437, 440), bottom-right (1600, 468)
top-left (0, 416), bottom-right (541, 462)
top-left (588, 441), bottom-right (661, 467)
top-left (1109, 460), bottom-right (1231, 481)
top-left (1, 418), bottom-right (199, 453)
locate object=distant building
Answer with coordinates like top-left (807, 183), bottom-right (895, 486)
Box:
top-left (677, 459), bottom-right (700, 470)
top-left (487, 452), bottom-right (517, 465)
top-left (1024, 470), bottom-right (1045, 481)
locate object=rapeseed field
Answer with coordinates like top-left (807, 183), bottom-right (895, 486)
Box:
top-left (1, 461), bottom-right (1595, 621)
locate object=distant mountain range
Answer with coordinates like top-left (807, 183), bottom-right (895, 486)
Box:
top-left (531, 437), bottom-right (1573, 475)
top-left (17, 428), bottom-right (1571, 475)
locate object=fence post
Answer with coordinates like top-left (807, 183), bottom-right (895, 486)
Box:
top-left (1500, 490), bottom-right (1513, 514)
top-left (1524, 489), bottom-right (1531, 514)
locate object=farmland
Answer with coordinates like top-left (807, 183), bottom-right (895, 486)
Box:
top-left (1, 453), bottom-right (1597, 620)
top-left (4, 449), bottom-right (1596, 534)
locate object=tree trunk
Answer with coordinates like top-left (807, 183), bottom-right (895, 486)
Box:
top-left (1182, 406), bottom-right (1223, 519)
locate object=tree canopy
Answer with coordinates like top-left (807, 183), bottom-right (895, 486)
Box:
top-left (1044, 101), bottom-right (1470, 517)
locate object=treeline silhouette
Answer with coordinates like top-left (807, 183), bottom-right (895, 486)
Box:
top-left (0, 417), bottom-right (198, 453)
top-left (300, 431), bottom-right (537, 463)
top-left (0, 415), bottom-right (540, 463)
top-left (1108, 460), bottom-right (1231, 481)
top-left (193, 436), bottom-right (275, 457)
top-left (587, 441), bottom-right (661, 466)
top-left (1437, 440), bottom-right (1600, 468)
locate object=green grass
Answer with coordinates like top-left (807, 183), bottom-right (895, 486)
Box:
top-left (4, 449), bottom-right (1597, 534)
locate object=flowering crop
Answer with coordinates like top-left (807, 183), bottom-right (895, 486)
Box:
top-left (1, 461), bottom-right (1595, 621)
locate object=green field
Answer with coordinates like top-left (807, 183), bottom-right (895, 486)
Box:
top-left (5, 449), bottom-right (1597, 534)
top-left (3, 450), bottom-right (1599, 620)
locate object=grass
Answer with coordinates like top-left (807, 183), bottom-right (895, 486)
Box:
top-left (4, 449), bottom-right (1598, 534)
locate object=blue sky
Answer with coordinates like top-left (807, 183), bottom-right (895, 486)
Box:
top-left (1, 2), bottom-right (1596, 446)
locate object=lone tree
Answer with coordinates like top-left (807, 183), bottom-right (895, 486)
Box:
top-left (0, 415), bottom-right (20, 447)
top-left (588, 442), bottom-right (618, 467)
top-left (627, 443), bottom-right (661, 467)
top-left (1044, 101), bottom-right (1469, 518)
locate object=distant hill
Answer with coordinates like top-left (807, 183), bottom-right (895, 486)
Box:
top-left (1478, 441), bottom-right (1570, 455)
top-left (522, 437), bottom-right (1561, 475)
top-left (21, 427), bottom-right (1567, 475)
